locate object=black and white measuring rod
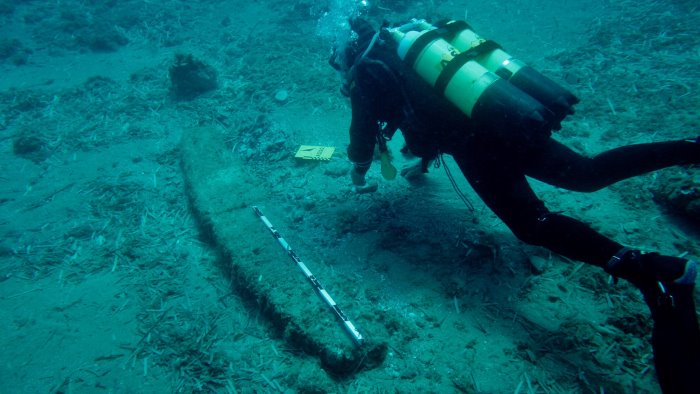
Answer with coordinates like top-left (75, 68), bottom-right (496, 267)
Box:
top-left (252, 206), bottom-right (364, 346)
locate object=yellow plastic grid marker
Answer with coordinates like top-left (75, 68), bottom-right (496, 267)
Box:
top-left (295, 145), bottom-right (335, 161)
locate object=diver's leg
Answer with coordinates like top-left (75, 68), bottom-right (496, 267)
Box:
top-left (525, 138), bottom-right (700, 192)
top-left (523, 137), bottom-right (700, 391)
top-left (606, 249), bottom-right (699, 394)
top-left (453, 146), bottom-right (699, 393)
top-left (451, 146), bottom-right (621, 266)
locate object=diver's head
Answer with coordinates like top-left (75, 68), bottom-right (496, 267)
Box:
top-left (329, 17), bottom-right (377, 72)
top-left (349, 17), bottom-right (376, 52)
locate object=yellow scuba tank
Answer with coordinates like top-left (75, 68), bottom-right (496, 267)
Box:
top-left (390, 27), bottom-right (496, 118)
top-left (436, 20), bottom-right (578, 128)
top-left (388, 20), bottom-right (554, 136)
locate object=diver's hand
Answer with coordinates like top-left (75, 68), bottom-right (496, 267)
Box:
top-left (350, 168), bottom-right (378, 194)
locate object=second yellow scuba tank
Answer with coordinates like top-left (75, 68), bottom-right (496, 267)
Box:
top-left (440, 20), bottom-right (579, 127)
top-left (387, 19), bottom-right (578, 133)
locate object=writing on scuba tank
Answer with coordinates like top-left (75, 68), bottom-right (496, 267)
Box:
top-left (439, 46), bottom-right (460, 69)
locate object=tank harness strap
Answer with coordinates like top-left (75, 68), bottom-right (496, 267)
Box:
top-left (402, 29), bottom-right (443, 68)
top-left (434, 40), bottom-right (502, 95)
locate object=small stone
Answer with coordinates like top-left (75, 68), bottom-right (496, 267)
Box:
top-left (324, 160), bottom-right (349, 177)
top-left (528, 255), bottom-right (549, 275)
top-left (274, 89), bottom-right (289, 102)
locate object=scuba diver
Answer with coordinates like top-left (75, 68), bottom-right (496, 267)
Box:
top-left (329, 17), bottom-right (700, 393)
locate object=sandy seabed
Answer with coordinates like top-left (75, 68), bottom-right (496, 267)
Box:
top-left (1, 0), bottom-right (699, 393)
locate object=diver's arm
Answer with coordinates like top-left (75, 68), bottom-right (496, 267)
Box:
top-left (347, 81), bottom-right (379, 188)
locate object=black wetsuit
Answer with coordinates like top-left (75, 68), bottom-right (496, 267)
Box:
top-left (347, 40), bottom-right (700, 269)
top-left (343, 27), bottom-right (700, 393)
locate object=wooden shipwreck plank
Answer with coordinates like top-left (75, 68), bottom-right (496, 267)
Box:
top-left (180, 125), bottom-right (388, 377)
